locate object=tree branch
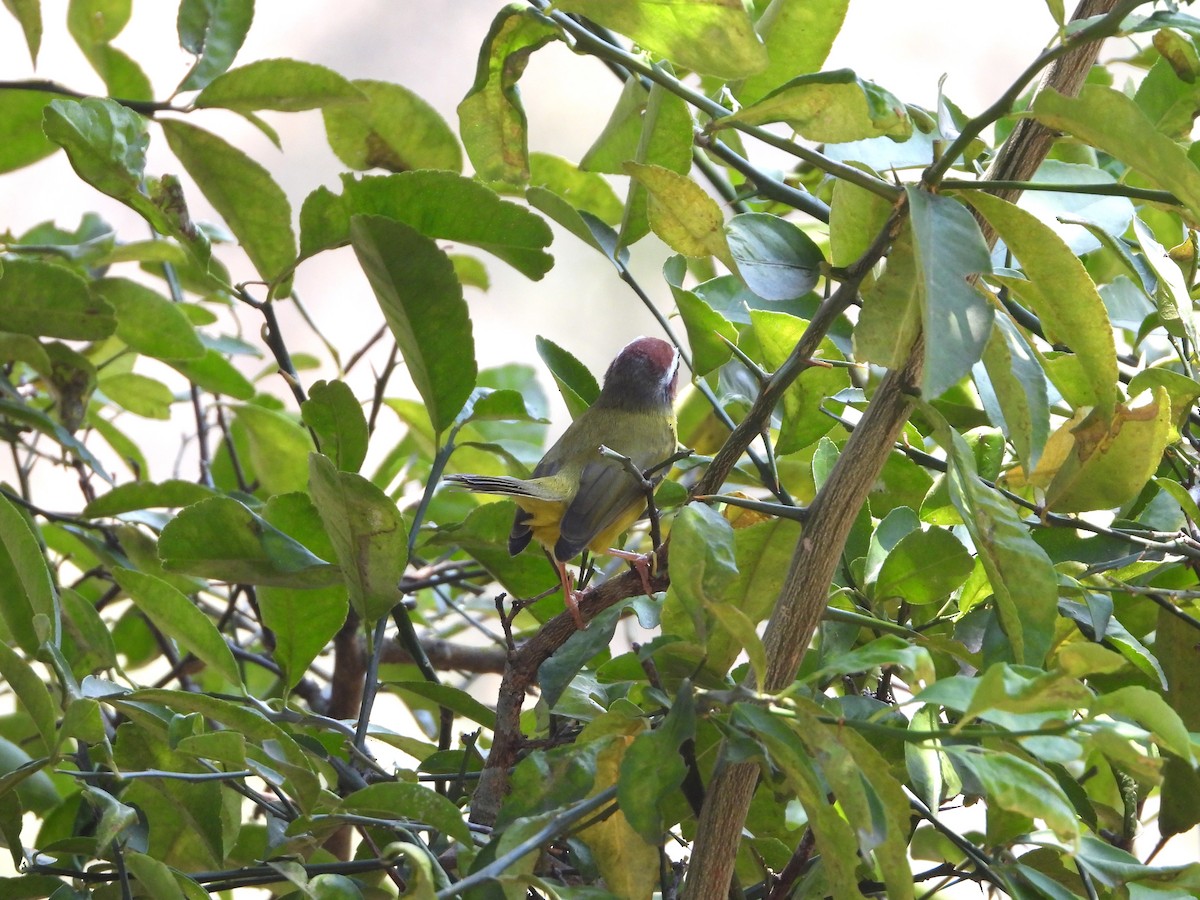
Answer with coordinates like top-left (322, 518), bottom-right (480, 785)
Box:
top-left (682, 2), bottom-right (1125, 897)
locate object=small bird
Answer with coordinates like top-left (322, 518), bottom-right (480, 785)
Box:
top-left (445, 336), bottom-right (681, 627)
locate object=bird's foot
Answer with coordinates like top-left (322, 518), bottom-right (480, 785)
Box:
top-left (606, 547), bottom-right (658, 597)
top-left (554, 559), bottom-right (587, 630)
top-left (563, 588), bottom-right (587, 630)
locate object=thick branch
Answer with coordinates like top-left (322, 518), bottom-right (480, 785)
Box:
top-left (682, 2), bottom-right (1123, 898)
top-left (469, 549), bottom-right (670, 824)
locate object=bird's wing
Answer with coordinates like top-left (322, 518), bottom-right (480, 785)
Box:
top-left (554, 459), bottom-right (644, 561)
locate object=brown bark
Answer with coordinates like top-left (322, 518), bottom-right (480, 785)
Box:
top-left (681, 2), bottom-right (1120, 898)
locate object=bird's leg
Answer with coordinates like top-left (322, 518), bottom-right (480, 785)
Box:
top-left (555, 558), bottom-right (586, 630)
top-left (605, 547), bottom-right (657, 597)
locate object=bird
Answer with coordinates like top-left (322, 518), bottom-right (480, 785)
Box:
top-left (445, 336), bottom-right (681, 628)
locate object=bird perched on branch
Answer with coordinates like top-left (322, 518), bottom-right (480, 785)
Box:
top-left (445, 336), bottom-right (681, 628)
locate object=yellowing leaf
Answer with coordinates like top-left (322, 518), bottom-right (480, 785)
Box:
top-left (624, 162), bottom-right (733, 267)
top-left (577, 733), bottom-right (660, 899)
top-left (965, 191), bottom-right (1118, 417)
top-left (557, 0), bottom-right (767, 79)
top-left (1004, 388), bottom-right (1172, 513)
top-left (719, 69), bottom-right (910, 143)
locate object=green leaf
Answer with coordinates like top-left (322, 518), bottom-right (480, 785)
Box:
top-left (828, 162), bottom-right (892, 268)
top-left (940, 422), bottom-right (1057, 666)
top-left (259, 582), bottom-right (346, 692)
top-left (736, 0), bottom-right (850, 104)
top-left (431, 500), bottom-right (558, 603)
top-left (557, 219), bottom-right (620, 290)
top-left (158, 496), bottom-right (340, 587)
top-left (339, 782), bottom-right (472, 844)
top-left (1007, 390), bottom-right (1173, 513)
top-left (0, 90), bottom-right (57, 173)
top-left (252, 493), bottom-right (347, 692)
top-left (389, 681), bottom-right (497, 731)
top-left (0, 397), bottom-right (112, 481)
top-left (1133, 216), bottom-right (1196, 343)
top-left (708, 602), bottom-right (768, 686)
top-left (719, 69), bottom-right (911, 142)
top-left (618, 689), bottom-right (694, 842)
top-left (964, 191), bottom-right (1118, 417)
top-left (66, 0), bottom-right (126, 52)
top-left (62, 588), bottom-right (119, 675)
top-left (751, 309), bottom-right (849, 454)
top-left (726, 212), bottom-right (824, 301)
top-left (873, 527), bottom-right (973, 605)
top-left (905, 705), bottom-right (961, 811)
top-left (666, 504), bottom-right (738, 636)
top-left (535, 335), bottom-right (599, 419)
top-left (854, 189), bottom-right (992, 400)
top-left (300, 171), bottom-right (553, 279)
top-left (456, 4), bottom-right (559, 185)
top-left (162, 120), bottom-right (298, 285)
top-left (176, 0), bottom-right (255, 92)
top-left (324, 79), bottom-right (462, 173)
top-left (945, 746), bottom-right (1080, 843)
top-left (679, 516), bottom-right (802, 671)
top-left (166, 348), bottom-right (256, 400)
top-left (301, 380), bottom-right (368, 473)
top-left (1090, 686), bottom-right (1194, 762)
top-left (0, 492), bottom-right (59, 655)
top-left (575, 725), bottom-right (660, 899)
top-left (581, 77), bottom-right (693, 178)
top-left (196, 58), bottom-right (364, 112)
top-left (907, 187), bottom-right (994, 398)
top-left (349, 214), bottom-right (476, 434)
top-left (976, 314), bottom-right (1049, 470)
top-left (94, 278), bottom-right (205, 360)
top-left (234, 403), bottom-right (313, 496)
top-left (528, 152), bottom-right (622, 225)
top-left (98, 372), bottom-right (175, 419)
top-left (625, 161), bottom-right (733, 265)
top-left (112, 568), bottom-right (241, 685)
top-left (2, 0), bottom-right (42, 64)
top-left (558, 0), bottom-right (767, 79)
top-left (855, 222), bottom-right (922, 369)
top-left (1033, 84), bottom-right (1200, 223)
top-left (308, 453), bottom-right (408, 623)
top-left (1135, 55), bottom-right (1200, 139)
top-left (42, 98), bottom-right (160, 227)
top-left (1159, 603), bottom-right (1200, 734)
top-left (124, 852), bottom-right (189, 900)
top-left (0, 258), bottom-right (115, 340)
top-left (665, 258), bottom-right (737, 377)
top-left (732, 704), bottom-right (869, 898)
top-left (67, 0), bottom-right (151, 100)
top-left (0, 642), bottom-right (57, 752)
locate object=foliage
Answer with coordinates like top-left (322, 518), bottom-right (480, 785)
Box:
top-left (0, 1), bottom-right (1199, 898)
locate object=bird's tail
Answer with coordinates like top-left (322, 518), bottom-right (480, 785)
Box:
top-left (443, 473), bottom-right (557, 500)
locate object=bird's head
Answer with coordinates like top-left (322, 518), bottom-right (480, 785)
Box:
top-left (595, 336), bottom-right (680, 411)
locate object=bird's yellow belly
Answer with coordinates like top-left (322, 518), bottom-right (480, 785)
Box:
top-left (512, 495), bottom-right (568, 551)
top-left (586, 499), bottom-right (648, 555)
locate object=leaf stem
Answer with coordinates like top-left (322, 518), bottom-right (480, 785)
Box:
top-left (943, 177), bottom-right (1180, 205)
